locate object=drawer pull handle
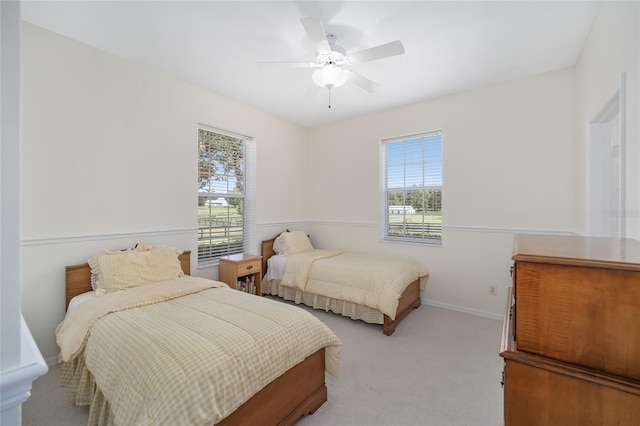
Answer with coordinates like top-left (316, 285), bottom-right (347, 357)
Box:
top-left (246, 265), bottom-right (253, 270)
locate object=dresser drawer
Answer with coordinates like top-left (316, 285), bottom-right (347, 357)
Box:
top-left (514, 260), bottom-right (640, 380)
top-left (503, 360), bottom-right (640, 426)
top-left (501, 286), bottom-right (640, 426)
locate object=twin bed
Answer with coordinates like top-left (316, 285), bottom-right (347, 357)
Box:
top-left (261, 230), bottom-right (429, 336)
top-left (58, 235), bottom-right (428, 425)
top-left (58, 245), bottom-right (342, 426)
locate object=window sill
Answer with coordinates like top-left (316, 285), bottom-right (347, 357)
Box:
top-left (381, 237), bottom-right (442, 247)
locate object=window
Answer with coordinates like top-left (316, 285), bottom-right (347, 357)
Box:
top-left (197, 126), bottom-right (254, 264)
top-left (381, 131), bottom-right (442, 245)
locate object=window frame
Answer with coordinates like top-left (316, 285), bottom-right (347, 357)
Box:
top-left (380, 130), bottom-right (443, 246)
top-left (197, 125), bottom-right (255, 266)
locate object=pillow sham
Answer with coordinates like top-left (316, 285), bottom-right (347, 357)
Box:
top-left (89, 245), bottom-right (183, 295)
top-left (275, 231), bottom-right (314, 255)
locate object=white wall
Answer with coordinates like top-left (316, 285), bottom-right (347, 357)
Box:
top-left (20, 2), bottom-right (639, 363)
top-left (575, 1), bottom-right (640, 239)
top-left (306, 68), bottom-right (577, 318)
top-left (21, 23), bottom-right (309, 362)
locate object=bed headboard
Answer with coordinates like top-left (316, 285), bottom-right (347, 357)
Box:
top-left (261, 235), bottom-right (279, 276)
top-left (64, 250), bottom-right (191, 310)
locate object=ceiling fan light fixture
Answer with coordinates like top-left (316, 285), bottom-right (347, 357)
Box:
top-left (311, 64), bottom-right (349, 90)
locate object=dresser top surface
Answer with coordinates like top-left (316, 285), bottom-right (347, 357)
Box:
top-left (513, 234), bottom-right (640, 269)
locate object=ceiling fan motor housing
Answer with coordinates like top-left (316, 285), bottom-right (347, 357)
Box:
top-left (315, 35), bottom-right (349, 67)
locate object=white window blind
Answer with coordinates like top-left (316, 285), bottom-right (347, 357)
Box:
top-left (381, 131), bottom-right (442, 245)
top-left (197, 126), bottom-right (254, 264)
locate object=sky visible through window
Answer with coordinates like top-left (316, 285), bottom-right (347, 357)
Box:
top-left (199, 173), bottom-right (239, 195)
top-left (387, 133), bottom-right (442, 190)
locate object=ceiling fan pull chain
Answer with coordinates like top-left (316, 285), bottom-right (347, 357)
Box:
top-left (328, 89), bottom-right (331, 109)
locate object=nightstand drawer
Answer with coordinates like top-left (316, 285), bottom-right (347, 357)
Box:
top-left (236, 259), bottom-right (261, 276)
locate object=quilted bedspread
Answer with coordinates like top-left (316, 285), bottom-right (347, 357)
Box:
top-left (280, 250), bottom-right (429, 319)
top-left (56, 276), bottom-right (342, 425)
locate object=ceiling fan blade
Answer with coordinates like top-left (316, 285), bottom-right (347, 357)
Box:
top-left (300, 18), bottom-right (331, 55)
top-left (348, 70), bottom-right (381, 93)
top-left (257, 61), bottom-right (315, 69)
top-left (349, 40), bottom-right (405, 63)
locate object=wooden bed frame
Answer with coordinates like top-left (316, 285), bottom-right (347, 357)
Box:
top-left (261, 234), bottom-right (422, 336)
top-left (64, 249), bottom-right (327, 425)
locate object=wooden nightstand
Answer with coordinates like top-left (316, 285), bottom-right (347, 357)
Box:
top-left (219, 253), bottom-right (263, 295)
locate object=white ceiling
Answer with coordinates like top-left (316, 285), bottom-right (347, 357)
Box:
top-left (21, 1), bottom-right (600, 128)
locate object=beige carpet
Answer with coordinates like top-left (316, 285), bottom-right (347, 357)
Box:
top-left (23, 301), bottom-right (504, 425)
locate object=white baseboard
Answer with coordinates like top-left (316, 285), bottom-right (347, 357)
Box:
top-left (423, 298), bottom-right (503, 321)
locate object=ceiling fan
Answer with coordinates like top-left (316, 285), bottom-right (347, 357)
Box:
top-left (262, 18), bottom-right (405, 106)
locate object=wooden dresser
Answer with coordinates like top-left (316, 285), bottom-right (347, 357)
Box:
top-left (500, 234), bottom-right (640, 425)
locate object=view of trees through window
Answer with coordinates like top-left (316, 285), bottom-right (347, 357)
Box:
top-left (384, 132), bottom-right (442, 243)
top-left (197, 128), bottom-right (246, 263)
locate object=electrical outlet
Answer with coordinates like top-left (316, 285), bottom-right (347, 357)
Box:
top-left (488, 285), bottom-right (497, 296)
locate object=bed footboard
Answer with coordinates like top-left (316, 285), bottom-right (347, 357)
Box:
top-left (383, 278), bottom-right (421, 336)
top-left (216, 348), bottom-right (326, 426)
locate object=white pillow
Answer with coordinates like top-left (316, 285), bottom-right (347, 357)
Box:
top-left (275, 231), bottom-right (314, 255)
